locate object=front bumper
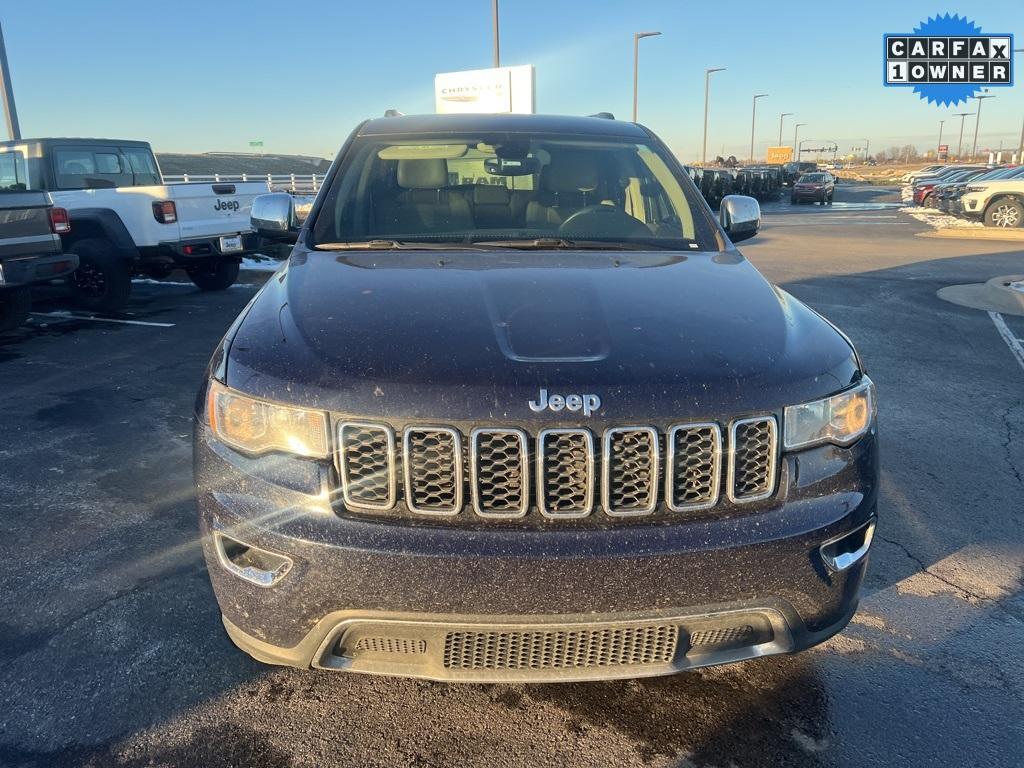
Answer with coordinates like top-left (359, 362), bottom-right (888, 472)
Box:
top-left (960, 193), bottom-right (985, 218)
top-left (0, 253), bottom-right (79, 288)
top-left (195, 424), bottom-right (878, 682)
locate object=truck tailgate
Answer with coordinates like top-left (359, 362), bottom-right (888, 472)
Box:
top-left (167, 181), bottom-right (269, 239)
top-left (0, 191), bottom-right (62, 260)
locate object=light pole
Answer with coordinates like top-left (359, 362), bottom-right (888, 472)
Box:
top-left (632, 32), bottom-right (661, 122)
top-left (701, 67), bottom-right (725, 166)
top-left (937, 120), bottom-right (945, 161)
top-left (1015, 49), bottom-right (1023, 163)
top-left (778, 112), bottom-right (793, 146)
top-left (793, 123), bottom-right (807, 162)
top-left (749, 93), bottom-right (768, 164)
top-left (0, 21), bottom-right (22, 140)
top-left (954, 111), bottom-right (974, 160)
top-left (971, 91), bottom-right (996, 160)
top-left (853, 139), bottom-right (870, 163)
top-left (491, 0), bottom-right (500, 68)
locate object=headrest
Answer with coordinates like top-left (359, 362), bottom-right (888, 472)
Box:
top-left (397, 159), bottom-right (448, 189)
top-left (542, 151), bottom-right (600, 194)
top-left (472, 184), bottom-right (511, 205)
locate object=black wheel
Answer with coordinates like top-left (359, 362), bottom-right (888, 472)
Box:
top-left (67, 239), bottom-right (132, 312)
top-left (0, 287), bottom-right (32, 333)
top-left (187, 259), bottom-right (240, 291)
top-left (984, 197), bottom-right (1023, 228)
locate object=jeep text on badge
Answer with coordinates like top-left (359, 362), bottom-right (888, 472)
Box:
top-left (214, 199), bottom-right (241, 212)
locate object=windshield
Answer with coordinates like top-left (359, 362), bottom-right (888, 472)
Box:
top-left (310, 134), bottom-right (716, 250)
top-left (798, 173), bottom-right (827, 183)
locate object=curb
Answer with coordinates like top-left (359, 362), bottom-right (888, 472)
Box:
top-left (937, 275), bottom-right (1024, 316)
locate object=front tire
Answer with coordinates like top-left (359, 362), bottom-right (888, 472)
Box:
top-left (0, 287), bottom-right (32, 333)
top-left (187, 259), bottom-right (240, 291)
top-left (984, 197), bottom-right (1023, 228)
top-left (67, 239), bottom-right (132, 312)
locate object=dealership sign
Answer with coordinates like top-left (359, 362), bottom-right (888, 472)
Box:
top-left (434, 65), bottom-right (535, 115)
top-left (883, 14), bottom-right (1013, 105)
top-left (765, 146), bottom-right (793, 164)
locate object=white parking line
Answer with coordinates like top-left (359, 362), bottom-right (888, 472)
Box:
top-left (988, 312), bottom-right (1024, 372)
top-left (31, 311), bottom-right (175, 328)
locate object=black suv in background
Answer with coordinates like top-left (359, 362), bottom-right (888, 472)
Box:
top-left (194, 114), bottom-right (878, 682)
top-left (782, 161), bottom-right (818, 186)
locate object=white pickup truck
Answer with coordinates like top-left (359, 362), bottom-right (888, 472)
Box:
top-left (0, 138), bottom-right (268, 310)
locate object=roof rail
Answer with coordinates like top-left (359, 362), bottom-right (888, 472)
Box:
top-left (589, 112), bottom-right (615, 120)
top-left (383, 109), bottom-right (404, 118)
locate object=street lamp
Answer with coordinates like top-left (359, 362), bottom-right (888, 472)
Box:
top-left (701, 67), bottom-right (725, 166)
top-left (971, 91), bottom-right (996, 159)
top-left (632, 32), bottom-right (661, 122)
top-left (491, 0), bottom-right (500, 68)
top-left (937, 120), bottom-right (945, 161)
top-left (749, 93), bottom-right (768, 164)
top-left (853, 139), bottom-right (870, 164)
top-left (953, 111), bottom-right (975, 160)
top-left (778, 112), bottom-right (793, 146)
top-left (793, 123), bottom-right (807, 161)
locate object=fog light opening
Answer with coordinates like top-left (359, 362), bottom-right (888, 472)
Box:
top-left (820, 519), bottom-right (875, 573)
top-left (214, 532), bottom-right (292, 587)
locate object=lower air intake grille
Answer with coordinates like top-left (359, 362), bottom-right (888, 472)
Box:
top-left (689, 625), bottom-right (755, 647)
top-left (404, 427), bottom-right (462, 515)
top-left (443, 625), bottom-right (679, 670)
top-left (352, 636), bottom-right (427, 655)
top-left (729, 417), bottom-right (778, 502)
top-left (538, 429), bottom-right (594, 517)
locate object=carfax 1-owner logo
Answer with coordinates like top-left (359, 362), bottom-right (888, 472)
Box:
top-left (884, 14), bottom-right (1013, 106)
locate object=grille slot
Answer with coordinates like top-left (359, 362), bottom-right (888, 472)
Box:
top-left (728, 417), bottom-right (778, 503)
top-left (443, 625), bottom-right (679, 670)
top-left (403, 427), bottom-right (463, 515)
top-left (689, 625), bottom-right (755, 647)
top-left (337, 422), bottom-right (396, 510)
top-left (666, 423), bottom-right (721, 512)
top-left (352, 636), bottom-right (427, 655)
top-left (471, 429), bottom-right (529, 518)
top-left (537, 429), bottom-right (594, 518)
top-left (602, 427), bottom-right (659, 516)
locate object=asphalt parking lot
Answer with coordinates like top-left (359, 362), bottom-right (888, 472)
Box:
top-left (1, 184), bottom-right (1021, 768)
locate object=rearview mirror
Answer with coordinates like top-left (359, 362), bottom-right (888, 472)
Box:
top-left (252, 193), bottom-right (301, 243)
top-left (485, 156), bottom-right (540, 177)
top-left (719, 195), bottom-right (761, 243)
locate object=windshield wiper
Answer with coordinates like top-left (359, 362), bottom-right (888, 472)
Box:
top-left (470, 238), bottom-right (658, 251)
top-left (314, 240), bottom-right (483, 251)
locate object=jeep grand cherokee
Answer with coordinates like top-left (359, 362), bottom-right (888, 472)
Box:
top-left (194, 113), bottom-right (878, 682)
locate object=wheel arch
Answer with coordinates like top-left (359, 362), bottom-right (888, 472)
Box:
top-left (60, 209), bottom-right (139, 261)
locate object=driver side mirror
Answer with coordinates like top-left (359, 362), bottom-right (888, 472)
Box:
top-left (252, 193), bottom-right (305, 244)
top-left (719, 194), bottom-right (761, 243)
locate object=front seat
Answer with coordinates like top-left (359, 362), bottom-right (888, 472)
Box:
top-left (375, 159), bottom-right (473, 235)
top-left (525, 151), bottom-right (601, 228)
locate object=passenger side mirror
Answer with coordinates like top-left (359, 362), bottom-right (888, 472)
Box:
top-left (719, 194), bottom-right (761, 243)
top-left (252, 193), bottom-right (301, 244)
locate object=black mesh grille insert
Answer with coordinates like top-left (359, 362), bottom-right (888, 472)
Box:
top-left (730, 417), bottom-right (777, 501)
top-left (604, 428), bottom-right (658, 515)
top-left (352, 636), bottom-right (427, 655)
top-left (339, 423), bottom-right (394, 509)
top-left (472, 430), bottom-right (528, 517)
top-left (443, 625), bottom-right (679, 670)
top-left (667, 424), bottom-right (720, 511)
top-left (539, 430), bottom-right (593, 516)
top-left (405, 428), bottom-right (461, 514)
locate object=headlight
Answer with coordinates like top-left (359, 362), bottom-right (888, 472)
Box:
top-left (783, 378), bottom-right (875, 450)
top-left (207, 380), bottom-right (329, 458)
top-left (964, 185), bottom-right (988, 193)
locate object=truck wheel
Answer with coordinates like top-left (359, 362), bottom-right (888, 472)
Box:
top-left (187, 260), bottom-right (240, 291)
top-left (0, 288), bottom-right (32, 333)
top-left (984, 197), bottom-right (1023, 228)
top-left (68, 239), bottom-right (132, 312)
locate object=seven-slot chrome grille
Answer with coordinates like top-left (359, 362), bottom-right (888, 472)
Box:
top-left (335, 417), bottom-right (778, 520)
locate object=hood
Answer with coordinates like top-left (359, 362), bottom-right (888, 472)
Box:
top-left (225, 248), bottom-right (859, 423)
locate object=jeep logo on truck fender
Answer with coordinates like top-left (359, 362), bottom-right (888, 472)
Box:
top-left (528, 389), bottom-right (601, 416)
top-left (214, 199), bottom-right (240, 212)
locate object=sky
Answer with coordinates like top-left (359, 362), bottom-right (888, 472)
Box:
top-left (1, 1), bottom-right (1021, 161)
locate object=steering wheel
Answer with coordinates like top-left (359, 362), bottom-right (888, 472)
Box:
top-left (558, 204), bottom-right (650, 239)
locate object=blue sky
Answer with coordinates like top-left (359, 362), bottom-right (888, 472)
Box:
top-left (2, 1), bottom-right (1021, 160)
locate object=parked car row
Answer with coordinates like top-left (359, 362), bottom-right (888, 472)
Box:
top-left (0, 137), bottom-right (268, 330)
top-left (908, 163), bottom-right (1024, 227)
top-left (684, 165), bottom-right (785, 209)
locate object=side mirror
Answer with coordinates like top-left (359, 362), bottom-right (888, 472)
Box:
top-left (252, 193), bottom-right (301, 243)
top-left (719, 194), bottom-right (761, 243)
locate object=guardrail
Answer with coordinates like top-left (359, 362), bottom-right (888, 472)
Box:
top-left (162, 173), bottom-right (326, 193)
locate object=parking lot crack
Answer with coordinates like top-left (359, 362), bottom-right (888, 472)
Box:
top-left (999, 403), bottom-right (1023, 489)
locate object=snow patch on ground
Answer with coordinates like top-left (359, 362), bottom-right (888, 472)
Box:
top-left (900, 185), bottom-right (913, 203)
top-left (241, 253), bottom-right (285, 272)
top-left (899, 207), bottom-right (984, 229)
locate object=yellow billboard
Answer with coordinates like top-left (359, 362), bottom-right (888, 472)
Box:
top-left (766, 146), bottom-right (794, 163)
